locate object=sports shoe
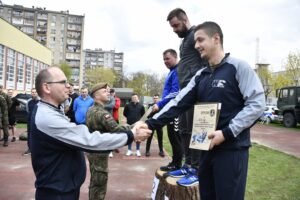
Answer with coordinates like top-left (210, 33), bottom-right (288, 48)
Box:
top-left (145, 151), bottom-right (150, 157)
top-left (176, 174), bottom-right (199, 186)
top-left (160, 162), bottom-right (181, 172)
top-left (126, 150), bottom-right (132, 156)
top-left (136, 150), bottom-right (141, 157)
top-left (23, 149), bottom-right (31, 155)
top-left (168, 166), bottom-right (197, 178)
top-left (109, 152), bottom-right (113, 158)
top-left (11, 137), bottom-right (16, 142)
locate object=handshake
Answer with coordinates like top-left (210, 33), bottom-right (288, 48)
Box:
top-left (131, 121), bottom-right (152, 142)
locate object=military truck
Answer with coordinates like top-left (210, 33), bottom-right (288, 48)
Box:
top-left (276, 86), bottom-right (300, 128)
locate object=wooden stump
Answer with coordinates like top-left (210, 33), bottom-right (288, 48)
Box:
top-left (152, 168), bottom-right (168, 200)
top-left (165, 176), bottom-right (200, 200)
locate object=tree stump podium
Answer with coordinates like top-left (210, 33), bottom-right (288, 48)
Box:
top-left (152, 168), bottom-right (168, 200)
top-left (152, 168), bottom-right (200, 200)
top-left (164, 176), bottom-right (199, 200)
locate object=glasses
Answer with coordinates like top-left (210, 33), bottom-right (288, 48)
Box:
top-left (46, 80), bottom-right (69, 87)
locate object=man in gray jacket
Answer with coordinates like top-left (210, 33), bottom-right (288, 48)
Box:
top-left (30, 67), bottom-right (151, 200)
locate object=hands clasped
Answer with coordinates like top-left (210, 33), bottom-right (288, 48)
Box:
top-left (131, 121), bottom-right (152, 142)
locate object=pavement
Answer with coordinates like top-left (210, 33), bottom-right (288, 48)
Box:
top-left (0, 124), bottom-right (299, 200)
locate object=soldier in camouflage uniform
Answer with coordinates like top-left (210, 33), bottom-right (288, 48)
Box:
top-left (86, 83), bottom-right (133, 200)
top-left (0, 95), bottom-right (10, 146)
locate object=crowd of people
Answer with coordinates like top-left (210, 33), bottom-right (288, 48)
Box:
top-left (0, 7), bottom-right (266, 200)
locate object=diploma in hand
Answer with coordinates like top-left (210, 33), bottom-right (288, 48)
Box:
top-left (189, 103), bottom-right (221, 150)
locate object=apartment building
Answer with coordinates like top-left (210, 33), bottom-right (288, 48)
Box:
top-left (0, 3), bottom-right (84, 87)
top-left (83, 48), bottom-right (124, 83)
top-left (0, 17), bottom-right (51, 91)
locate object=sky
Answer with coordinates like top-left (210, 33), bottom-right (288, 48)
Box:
top-left (4, 0), bottom-right (300, 76)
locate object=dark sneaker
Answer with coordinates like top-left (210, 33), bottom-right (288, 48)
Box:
top-left (159, 151), bottom-right (165, 157)
top-left (3, 141), bottom-right (8, 147)
top-left (160, 163), bottom-right (180, 172)
top-left (11, 137), bottom-right (16, 142)
top-left (168, 166), bottom-right (197, 178)
top-left (176, 174), bottom-right (199, 186)
top-left (23, 149), bottom-right (31, 155)
top-left (145, 151), bottom-right (150, 157)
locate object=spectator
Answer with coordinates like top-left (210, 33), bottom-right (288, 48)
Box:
top-left (123, 93), bottom-right (145, 157)
top-left (24, 88), bottom-right (39, 155)
top-left (145, 94), bottom-right (164, 157)
top-left (73, 87), bottom-right (94, 124)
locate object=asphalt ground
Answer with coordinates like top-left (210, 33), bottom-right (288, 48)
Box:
top-left (0, 124), bottom-right (299, 199)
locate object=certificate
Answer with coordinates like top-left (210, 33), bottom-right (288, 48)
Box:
top-left (189, 103), bottom-right (221, 150)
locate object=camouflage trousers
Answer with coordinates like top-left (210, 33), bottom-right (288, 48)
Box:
top-left (0, 115), bottom-right (9, 141)
top-left (87, 153), bottom-right (109, 200)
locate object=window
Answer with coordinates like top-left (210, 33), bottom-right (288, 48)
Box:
top-left (52, 15), bottom-right (56, 21)
top-left (290, 89), bottom-right (294, 97)
top-left (26, 57), bottom-right (32, 84)
top-left (51, 22), bottom-right (56, 27)
top-left (17, 53), bottom-right (24, 83)
top-left (7, 49), bottom-right (15, 82)
top-left (0, 45), bottom-right (4, 81)
top-left (51, 29), bottom-right (56, 34)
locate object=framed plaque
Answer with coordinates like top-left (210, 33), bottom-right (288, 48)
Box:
top-left (189, 103), bottom-right (221, 150)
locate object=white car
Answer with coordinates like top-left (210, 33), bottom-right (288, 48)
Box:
top-left (260, 105), bottom-right (279, 124)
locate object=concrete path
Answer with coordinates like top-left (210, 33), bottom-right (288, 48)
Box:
top-left (0, 124), bottom-right (299, 199)
top-left (251, 124), bottom-right (300, 158)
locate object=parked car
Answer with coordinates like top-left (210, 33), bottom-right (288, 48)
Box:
top-left (14, 93), bottom-right (32, 123)
top-left (260, 105), bottom-right (279, 124)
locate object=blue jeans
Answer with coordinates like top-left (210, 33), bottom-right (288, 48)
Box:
top-left (128, 142), bottom-right (140, 150)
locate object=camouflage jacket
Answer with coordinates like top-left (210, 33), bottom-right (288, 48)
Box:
top-left (86, 102), bottom-right (132, 133)
top-left (0, 91), bottom-right (12, 109)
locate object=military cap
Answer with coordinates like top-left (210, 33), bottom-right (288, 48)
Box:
top-left (91, 83), bottom-right (108, 96)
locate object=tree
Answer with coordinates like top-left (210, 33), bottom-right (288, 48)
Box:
top-left (85, 67), bottom-right (116, 88)
top-left (270, 72), bottom-right (293, 93)
top-left (125, 71), bottom-right (165, 96)
top-left (256, 64), bottom-right (273, 99)
top-left (59, 62), bottom-right (72, 81)
top-left (285, 50), bottom-right (300, 86)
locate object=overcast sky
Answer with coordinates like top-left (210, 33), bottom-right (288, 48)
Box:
top-left (4, 0), bottom-right (300, 76)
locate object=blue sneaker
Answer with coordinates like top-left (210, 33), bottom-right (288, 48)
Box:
top-left (168, 166), bottom-right (197, 178)
top-left (176, 174), bottom-right (199, 186)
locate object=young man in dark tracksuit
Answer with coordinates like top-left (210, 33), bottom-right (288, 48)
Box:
top-left (146, 22), bottom-right (265, 199)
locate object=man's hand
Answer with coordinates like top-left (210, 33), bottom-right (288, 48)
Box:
top-left (152, 104), bottom-right (159, 112)
top-left (131, 121), bottom-right (152, 142)
top-left (208, 130), bottom-right (225, 150)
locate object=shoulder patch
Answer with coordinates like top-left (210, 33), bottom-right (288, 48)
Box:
top-left (104, 114), bottom-right (112, 119)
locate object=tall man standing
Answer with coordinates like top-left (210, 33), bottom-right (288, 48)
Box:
top-left (146, 21), bottom-right (265, 198)
top-left (166, 8), bottom-right (205, 184)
